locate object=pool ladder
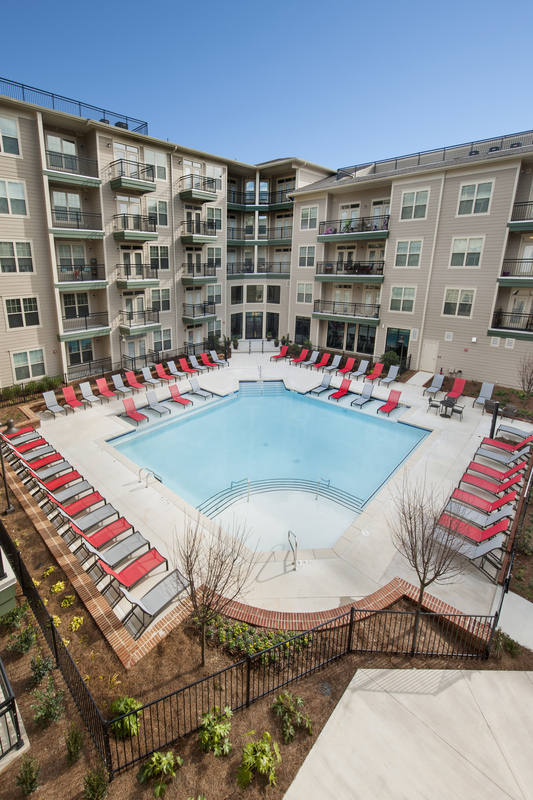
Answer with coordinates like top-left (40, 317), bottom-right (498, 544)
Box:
top-left (138, 467), bottom-right (163, 488)
top-left (230, 477), bottom-right (250, 502)
top-left (315, 478), bottom-right (330, 500)
top-left (288, 530), bottom-right (298, 571)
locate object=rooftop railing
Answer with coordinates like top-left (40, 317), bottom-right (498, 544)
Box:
top-left (319, 215), bottom-right (389, 235)
top-left (314, 300), bottom-right (380, 318)
top-left (46, 150), bottom-right (99, 178)
top-left (51, 209), bottom-right (102, 230)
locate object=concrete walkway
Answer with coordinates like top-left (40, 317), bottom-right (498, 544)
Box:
top-left (285, 669), bottom-right (533, 800)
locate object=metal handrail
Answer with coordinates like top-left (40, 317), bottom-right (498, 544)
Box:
top-left (45, 150), bottom-right (98, 177)
top-left (230, 478), bottom-right (250, 503)
top-left (319, 215), bottom-right (389, 235)
top-left (316, 478), bottom-right (330, 500)
top-left (138, 467), bottom-right (162, 488)
top-left (288, 530), bottom-right (298, 571)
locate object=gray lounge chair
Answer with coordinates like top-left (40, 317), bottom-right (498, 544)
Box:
top-left (79, 382), bottom-right (102, 406)
top-left (474, 446), bottom-right (530, 466)
top-left (351, 383), bottom-right (374, 408)
top-left (379, 365), bottom-right (399, 386)
top-left (141, 367), bottom-right (160, 387)
top-left (189, 355), bottom-right (208, 372)
top-left (167, 361), bottom-right (187, 379)
top-left (7, 431), bottom-right (41, 445)
top-left (189, 376), bottom-right (212, 400)
top-left (34, 461), bottom-right (73, 481)
top-left (111, 374), bottom-right (133, 396)
top-left (79, 532), bottom-right (150, 578)
top-left (43, 391), bottom-right (70, 418)
top-left (145, 390), bottom-right (171, 416)
top-left (351, 360), bottom-right (369, 380)
top-left (60, 504), bottom-right (118, 534)
top-left (323, 355), bottom-right (342, 374)
top-left (210, 350), bottom-right (229, 367)
top-left (310, 375), bottom-right (332, 395)
top-left (444, 500), bottom-right (514, 528)
top-left (423, 374), bottom-right (445, 397)
top-left (432, 528), bottom-right (505, 561)
top-left (497, 424), bottom-right (533, 440)
top-left (473, 382), bottom-right (494, 408)
top-left (51, 481), bottom-right (93, 505)
top-left (120, 569), bottom-right (189, 640)
top-left (300, 351), bottom-right (319, 369)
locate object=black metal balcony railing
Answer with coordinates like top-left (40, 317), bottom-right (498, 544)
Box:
top-left (181, 220), bottom-right (218, 236)
top-left (319, 215), bottom-right (389, 235)
top-left (226, 262), bottom-right (291, 275)
top-left (511, 202), bottom-right (533, 222)
top-left (62, 312), bottom-right (109, 332)
top-left (179, 175), bottom-right (218, 194)
top-left (181, 263), bottom-right (218, 277)
top-left (115, 264), bottom-right (159, 280)
top-left (57, 264), bottom-right (106, 282)
top-left (501, 259), bottom-right (533, 277)
top-left (492, 310), bottom-right (533, 331)
top-left (109, 159), bottom-right (155, 182)
top-left (119, 309), bottom-right (160, 326)
top-left (314, 300), bottom-right (380, 318)
top-left (316, 261), bottom-right (384, 276)
top-left (182, 302), bottom-right (216, 318)
top-left (113, 214), bottom-right (156, 232)
top-left (66, 356), bottom-right (112, 382)
top-left (51, 209), bottom-right (103, 230)
top-left (227, 226), bottom-right (293, 240)
top-left (227, 188), bottom-right (293, 205)
top-left (46, 150), bottom-right (99, 178)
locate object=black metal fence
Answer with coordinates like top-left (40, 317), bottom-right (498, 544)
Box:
top-left (0, 654), bottom-right (24, 760)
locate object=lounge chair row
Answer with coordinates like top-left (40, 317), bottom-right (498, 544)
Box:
top-left (121, 379), bottom-right (211, 425)
top-left (0, 427), bottom-right (188, 640)
top-left (424, 376), bottom-right (505, 413)
top-left (310, 376), bottom-right (402, 416)
top-left (285, 350), bottom-right (401, 385)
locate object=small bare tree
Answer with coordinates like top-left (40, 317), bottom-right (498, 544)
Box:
top-left (173, 515), bottom-right (257, 666)
top-left (517, 354), bottom-right (533, 408)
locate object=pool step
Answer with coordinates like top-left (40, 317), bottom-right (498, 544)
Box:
top-left (238, 381), bottom-right (286, 397)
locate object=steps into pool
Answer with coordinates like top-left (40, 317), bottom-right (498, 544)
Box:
top-left (238, 381), bottom-right (286, 397)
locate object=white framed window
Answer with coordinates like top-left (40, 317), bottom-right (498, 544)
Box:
top-left (153, 328), bottom-right (171, 352)
top-left (5, 296), bottom-right (40, 328)
top-left (207, 207), bottom-right (221, 231)
top-left (52, 190), bottom-right (80, 216)
top-left (12, 348), bottom-right (45, 382)
top-left (0, 180), bottom-right (27, 216)
top-left (299, 246), bottom-right (315, 266)
top-left (442, 288), bottom-right (475, 318)
top-left (147, 199), bottom-right (168, 226)
top-left (450, 237), bottom-right (484, 268)
top-left (297, 283), bottom-right (313, 303)
top-left (395, 240), bottom-right (422, 267)
top-left (390, 287), bottom-right (416, 313)
top-left (207, 247), bottom-right (221, 267)
top-left (0, 116), bottom-right (21, 156)
top-left (151, 288), bottom-right (170, 311)
top-left (149, 245), bottom-right (169, 270)
top-left (63, 292), bottom-right (89, 318)
top-left (267, 285), bottom-right (281, 304)
top-left (246, 285), bottom-right (263, 303)
top-left (208, 284), bottom-right (221, 305)
top-left (301, 206), bottom-right (317, 230)
top-left (0, 241), bottom-right (33, 273)
top-left (457, 181), bottom-right (493, 216)
top-left (67, 338), bottom-right (93, 366)
top-left (208, 319), bottom-right (222, 338)
top-left (144, 149), bottom-right (167, 180)
top-left (400, 189), bottom-right (428, 220)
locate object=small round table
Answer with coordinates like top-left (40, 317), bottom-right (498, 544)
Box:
top-left (440, 398), bottom-right (455, 418)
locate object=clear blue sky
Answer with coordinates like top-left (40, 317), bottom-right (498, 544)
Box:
top-left (2, 0), bottom-right (528, 170)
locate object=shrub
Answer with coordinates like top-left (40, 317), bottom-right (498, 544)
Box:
top-left (109, 696), bottom-right (143, 739)
top-left (42, 566), bottom-right (55, 578)
top-left (83, 763), bottom-right (108, 800)
top-left (1, 600), bottom-right (29, 628)
top-left (271, 691), bottom-right (313, 744)
top-left (236, 731), bottom-right (281, 789)
top-left (29, 649), bottom-right (54, 686)
top-left (8, 623), bottom-right (38, 654)
top-left (69, 615), bottom-right (84, 632)
top-left (51, 580), bottom-right (66, 594)
top-left (516, 526), bottom-right (533, 556)
top-left (66, 722), bottom-right (84, 766)
top-left (137, 750), bottom-right (183, 797)
top-left (197, 615), bottom-right (312, 665)
top-left (61, 595), bottom-right (75, 608)
top-left (30, 675), bottom-right (65, 726)
top-left (492, 628), bottom-right (521, 659)
top-left (16, 755), bottom-right (41, 795)
top-left (198, 705), bottom-right (233, 756)
top-left (380, 350), bottom-right (400, 369)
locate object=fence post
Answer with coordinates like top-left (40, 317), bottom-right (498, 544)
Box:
top-left (411, 610), bottom-right (421, 656)
top-left (246, 655), bottom-right (251, 707)
top-left (348, 606), bottom-right (355, 653)
top-left (51, 621), bottom-right (60, 667)
top-left (103, 722), bottom-right (114, 782)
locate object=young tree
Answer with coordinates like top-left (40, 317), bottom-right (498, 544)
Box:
top-left (173, 515), bottom-right (257, 667)
top-left (517, 354), bottom-right (533, 408)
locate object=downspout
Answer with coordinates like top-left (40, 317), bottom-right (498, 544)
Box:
top-left (416, 172), bottom-right (446, 368)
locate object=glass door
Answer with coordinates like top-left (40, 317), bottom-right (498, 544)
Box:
top-left (46, 135), bottom-right (77, 171)
top-left (334, 287), bottom-right (351, 313)
top-left (245, 312), bottom-right (263, 338)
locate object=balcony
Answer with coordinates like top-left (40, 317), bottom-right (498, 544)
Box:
top-left (115, 264), bottom-right (160, 289)
top-left (113, 214), bottom-right (158, 242)
top-left (227, 188), bottom-right (293, 210)
top-left (312, 300), bottom-right (380, 324)
top-left (58, 312), bottom-right (111, 342)
top-left (118, 308), bottom-right (161, 335)
top-left (44, 151), bottom-right (100, 187)
top-left (490, 309), bottom-right (533, 338)
top-left (226, 226), bottom-right (293, 245)
top-left (55, 264), bottom-right (107, 290)
top-left (50, 209), bottom-right (104, 239)
top-left (508, 202), bottom-right (533, 232)
top-left (179, 175), bottom-right (218, 203)
top-left (66, 356), bottom-right (112, 382)
top-left (315, 261), bottom-right (384, 283)
top-left (180, 220), bottom-right (218, 244)
top-left (317, 215), bottom-right (389, 242)
top-left (108, 159), bottom-right (156, 193)
top-left (499, 259), bottom-right (533, 286)
top-left (226, 262), bottom-right (290, 278)
top-left (181, 263), bottom-right (218, 285)
top-left (182, 302), bottom-right (217, 324)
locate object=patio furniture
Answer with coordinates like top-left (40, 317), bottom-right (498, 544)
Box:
top-left (379, 366), bottom-right (399, 387)
top-left (459, 472), bottom-right (523, 497)
top-left (310, 352), bottom-right (331, 371)
top-left (95, 378), bottom-right (117, 402)
top-left (167, 361), bottom-right (187, 379)
top-left (200, 352), bottom-right (217, 370)
top-left (437, 513), bottom-right (509, 544)
top-left (351, 383), bottom-right (374, 408)
top-left (474, 446), bottom-right (530, 466)
top-left (270, 345), bottom-right (289, 361)
top-left (63, 516), bottom-right (133, 549)
top-left (290, 349), bottom-right (309, 366)
top-left (427, 398), bottom-right (440, 414)
top-left (210, 350), bottom-right (229, 367)
top-left (473, 383), bottom-right (494, 408)
top-left (446, 378), bottom-right (466, 400)
top-left (168, 384), bottom-right (193, 408)
top-left (99, 548), bottom-right (169, 608)
top-left (365, 363), bottom-right (384, 384)
top-left (145, 390), bottom-right (171, 417)
top-left (480, 434), bottom-right (533, 453)
top-left (440, 397), bottom-right (456, 418)
top-left (501, 404), bottom-right (517, 421)
top-left (450, 488), bottom-right (517, 515)
top-left (125, 371), bottom-right (145, 394)
top-left (377, 390), bottom-right (401, 416)
top-left (310, 375), bottom-right (332, 396)
top-left (323, 355), bottom-right (342, 374)
top-left (122, 397), bottom-right (148, 426)
top-left (351, 360), bottom-right (369, 380)
top-left (154, 363), bottom-right (174, 383)
top-left (496, 424), bottom-right (533, 440)
top-left (111, 374), bottom-right (133, 397)
top-left (189, 376), bottom-right (212, 400)
top-left (80, 532), bottom-right (151, 579)
top-left (43, 391), bottom-right (70, 419)
top-left (431, 527), bottom-right (505, 562)
top-left (141, 367), bottom-right (161, 387)
top-left (120, 570), bottom-right (189, 640)
top-left (444, 499), bottom-right (513, 529)
top-left (423, 374), bottom-right (445, 397)
top-left (190, 354), bottom-right (208, 372)
top-left (63, 386), bottom-right (85, 411)
top-left (466, 460), bottom-right (526, 482)
top-left (179, 358), bottom-right (197, 375)
top-left (451, 404), bottom-right (465, 421)
top-left (328, 379), bottom-right (351, 402)
top-left (80, 382), bottom-right (102, 406)
top-left (337, 357), bottom-right (356, 376)
top-left (299, 351), bottom-right (319, 369)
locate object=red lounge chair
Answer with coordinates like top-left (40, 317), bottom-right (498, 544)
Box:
top-left (67, 517), bottom-right (133, 549)
top-left (200, 352), bottom-right (217, 370)
top-left (43, 471), bottom-right (82, 491)
top-left (63, 491), bottom-right (104, 517)
top-left (122, 397), bottom-right (148, 426)
top-left (3, 426), bottom-right (36, 439)
top-left (63, 386), bottom-right (84, 411)
top-left (438, 513), bottom-right (508, 544)
top-left (310, 352), bottom-right (331, 371)
top-left (365, 363), bottom-right (384, 383)
top-left (28, 453), bottom-right (62, 471)
top-left (481, 434), bottom-right (533, 453)
top-left (451, 488), bottom-right (517, 514)
top-left (125, 371), bottom-right (145, 394)
top-left (270, 345), bottom-right (289, 361)
top-left (447, 378), bottom-right (466, 400)
top-left (98, 548), bottom-right (167, 589)
top-left (290, 349), bottom-right (308, 366)
top-left (96, 378), bottom-right (117, 402)
top-left (154, 363), bottom-right (174, 383)
top-left (460, 473), bottom-right (522, 496)
top-left (328, 379), bottom-right (351, 402)
top-left (179, 358), bottom-right (197, 375)
top-left (14, 438), bottom-right (48, 454)
top-left (338, 357), bottom-right (356, 376)
top-left (169, 384), bottom-right (193, 407)
top-left (466, 460), bottom-right (526, 482)
top-left (377, 390), bottom-right (402, 416)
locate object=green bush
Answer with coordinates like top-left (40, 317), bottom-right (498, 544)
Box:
top-left (197, 615), bottom-right (312, 665)
top-left (66, 722), bottom-right (84, 765)
top-left (137, 750), bottom-right (183, 797)
top-left (109, 696), bottom-right (143, 739)
top-left (30, 675), bottom-right (65, 727)
top-left (198, 706), bottom-right (233, 756)
top-left (28, 650), bottom-right (54, 686)
top-left (380, 350), bottom-right (400, 369)
top-left (516, 526), bottom-right (533, 556)
top-left (271, 691), bottom-right (313, 744)
top-left (16, 755), bottom-right (41, 795)
top-left (303, 339), bottom-right (313, 351)
top-left (83, 763), bottom-right (108, 800)
top-left (236, 731), bottom-right (281, 789)
top-left (8, 623), bottom-right (38, 654)
top-left (1, 600), bottom-right (29, 628)
top-left (492, 628), bottom-right (521, 659)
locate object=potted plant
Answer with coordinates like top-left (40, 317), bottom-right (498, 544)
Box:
top-left (266, 331), bottom-right (272, 342)
top-left (232, 335), bottom-right (239, 350)
top-left (274, 337), bottom-right (279, 347)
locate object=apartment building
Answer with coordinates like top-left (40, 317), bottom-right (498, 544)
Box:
top-left (0, 79), bottom-right (532, 390)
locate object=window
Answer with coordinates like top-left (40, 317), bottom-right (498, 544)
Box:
top-left (149, 245), bottom-right (169, 269)
top-left (151, 289), bottom-right (170, 311)
top-left (0, 242), bottom-right (33, 273)
top-left (357, 325), bottom-right (376, 355)
top-left (207, 247), bottom-right (221, 268)
top-left (12, 349), bottom-right (45, 382)
top-left (458, 182), bottom-right (492, 215)
top-left (327, 320), bottom-right (345, 348)
top-left (294, 316), bottom-right (310, 344)
top-left (208, 284), bottom-right (221, 305)
top-left (6, 297), bottom-right (39, 328)
top-left (205, 165), bottom-right (222, 191)
top-left (0, 116), bottom-right (20, 155)
top-left (231, 286), bottom-right (243, 305)
top-left (301, 206), bottom-right (317, 230)
top-left (208, 319), bottom-right (222, 338)
top-left (395, 240), bottom-right (421, 267)
top-left (247, 285), bottom-right (263, 303)
top-left (0, 180), bottom-right (27, 215)
top-left (153, 328), bottom-right (171, 352)
top-left (401, 189), bottom-right (428, 220)
top-left (267, 285), bottom-right (280, 304)
top-left (46, 135), bottom-right (76, 170)
top-left (52, 190), bottom-right (80, 222)
top-left (231, 312), bottom-right (243, 338)
top-left (207, 207), bottom-right (221, 231)
top-left (297, 283), bottom-right (313, 303)
top-left (390, 287), bottom-right (415, 313)
top-left (67, 338), bottom-right (93, 366)
top-left (63, 292), bottom-right (89, 318)
top-left (299, 246), bottom-right (315, 266)
top-left (450, 237), bottom-right (483, 267)
top-left (258, 214), bottom-right (267, 235)
top-left (144, 149), bottom-right (167, 180)
top-left (443, 288), bottom-right (475, 317)
top-left (147, 199), bottom-right (168, 226)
